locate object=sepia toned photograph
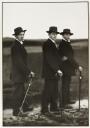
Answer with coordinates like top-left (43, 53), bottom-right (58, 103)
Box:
top-left (2, 1), bottom-right (89, 126)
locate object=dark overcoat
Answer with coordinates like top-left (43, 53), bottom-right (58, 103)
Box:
top-left (11, 40), bottom-right (30, 83)
top-left (42, 39), bottom-right (61, 79)
top-left (58, 39), bottom-right (79, 76)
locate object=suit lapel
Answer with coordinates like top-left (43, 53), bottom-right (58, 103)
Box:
top-left (15, 40), bottom-right (27, 56)
top-left (48, 39), bottom-right (58, 49)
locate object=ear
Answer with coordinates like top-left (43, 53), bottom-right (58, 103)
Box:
top-left (15, 35), bottom-right (18, 38)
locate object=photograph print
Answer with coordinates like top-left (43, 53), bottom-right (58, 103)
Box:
top-left (2, 1), bottom-right (89, 126)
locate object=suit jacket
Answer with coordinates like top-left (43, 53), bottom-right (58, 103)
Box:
top-left (58, 39), bottom-right (79, 76)
top-left (42, 39), bottom-right (61, 79)
top-left (11, 39), bottom-right (30, 83)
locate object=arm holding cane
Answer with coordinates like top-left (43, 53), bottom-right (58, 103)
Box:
top-left (78, 66), bottom-right (83, 72)
top-left (29, 71), bottom-right (35, 78)
top-left (61, 55), bottom-right (83, 72)
top-left (56, 70), bottom-right (63, 77)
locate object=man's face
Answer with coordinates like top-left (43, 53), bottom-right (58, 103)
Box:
top-left (16, 32), bottom-right (25, 41)
top-left (49, 32), bottom-right (57, 41)
top-left (63, 34), bottom-right (71, 41)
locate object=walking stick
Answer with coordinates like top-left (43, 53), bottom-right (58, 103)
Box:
top-left (18, 78), bottom-right (33, 116)
top-left (58, 75), bottom-right (63, 118)
top-left (79, 71), bottom-right (82, 111)
top-left (60, 77), bottom-right (63, 117)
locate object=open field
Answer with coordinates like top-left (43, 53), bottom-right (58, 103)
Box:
top-left (3, 38), bottom-right (89, 126)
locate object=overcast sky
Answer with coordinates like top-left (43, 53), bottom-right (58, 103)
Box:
top-left (3, 2), bottom-right (88, 39)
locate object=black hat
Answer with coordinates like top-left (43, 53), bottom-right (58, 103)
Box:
top-left (13, 27), bottom-right (27, 36)
top-left (46, 26), bottom-right (59, 34)
top-left (60, 29), bottom-right (73, 35)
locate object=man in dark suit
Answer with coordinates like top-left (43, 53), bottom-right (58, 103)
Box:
top-left (58, 29), bottom-right (83, 108)
top-left (41, 26), bottom-right (63, 114)
top-left (11, 27), bottom-right (35, 116)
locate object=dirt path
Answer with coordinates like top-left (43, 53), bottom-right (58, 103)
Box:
top-left (3, 99), bottom-right (88, 126)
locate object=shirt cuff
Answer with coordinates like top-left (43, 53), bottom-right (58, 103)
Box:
top-left (57, 70), bottom-right (62, 74)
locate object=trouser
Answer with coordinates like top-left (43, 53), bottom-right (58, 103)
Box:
top-left (13, 83), bottom-right (29, 114)
top-left (61, 74), bottom-right (71, 107)
top-left (41, 78), bottom-right (58, 112)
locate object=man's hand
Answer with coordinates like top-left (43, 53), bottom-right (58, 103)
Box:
top-left (78, 66), bottom-right (83, 72)
top-left (62, 56), bottom-right (68, 61)
top-left (56, 70), bottom-right (63, 77)
top-left (29, 71), bottom-right (35, 78)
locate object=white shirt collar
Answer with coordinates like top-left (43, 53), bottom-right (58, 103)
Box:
top-left (62, 37), bottom-right (70, 42)
top-left (49, 38), bottom-right (58, 48)
top-left (49, 38), bottom-right (56, 44)
top-left (16, 38), bottom-right (24, 45)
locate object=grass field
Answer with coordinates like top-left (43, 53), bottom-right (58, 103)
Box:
top-left (3, 39), bottom-right (89, 108)
top-left (3, 39), bottom-right (89, 126)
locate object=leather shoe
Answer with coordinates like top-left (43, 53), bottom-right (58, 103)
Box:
top-left (13, 109), bottom-right (19, 116)
top-left (68, 100), bottom-right (76, 104)
top-left (41, 109), bottom-right (49, 115)
top-left (64, 105), bottom-right (73, 109)
top-left (13, 111), bottom-right (28, 117)
top-left (50, 108), bottom-right (60, 112)
top-left (23, 106), bottom-right (33, 112)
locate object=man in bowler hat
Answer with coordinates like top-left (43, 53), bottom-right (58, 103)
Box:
top-left (58, 29), bottom-right (83, 108)
top-left (41, 26), bottom-right (63, 114)
top-left (11, 27), bottom-right (35, 116)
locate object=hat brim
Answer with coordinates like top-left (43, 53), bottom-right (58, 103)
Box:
top-left (46, 31), bottom-right (60, 34)
top-left (60, 32), bottom-right (73, 35)
top-left (12, 30), bottom-right (27, 36)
